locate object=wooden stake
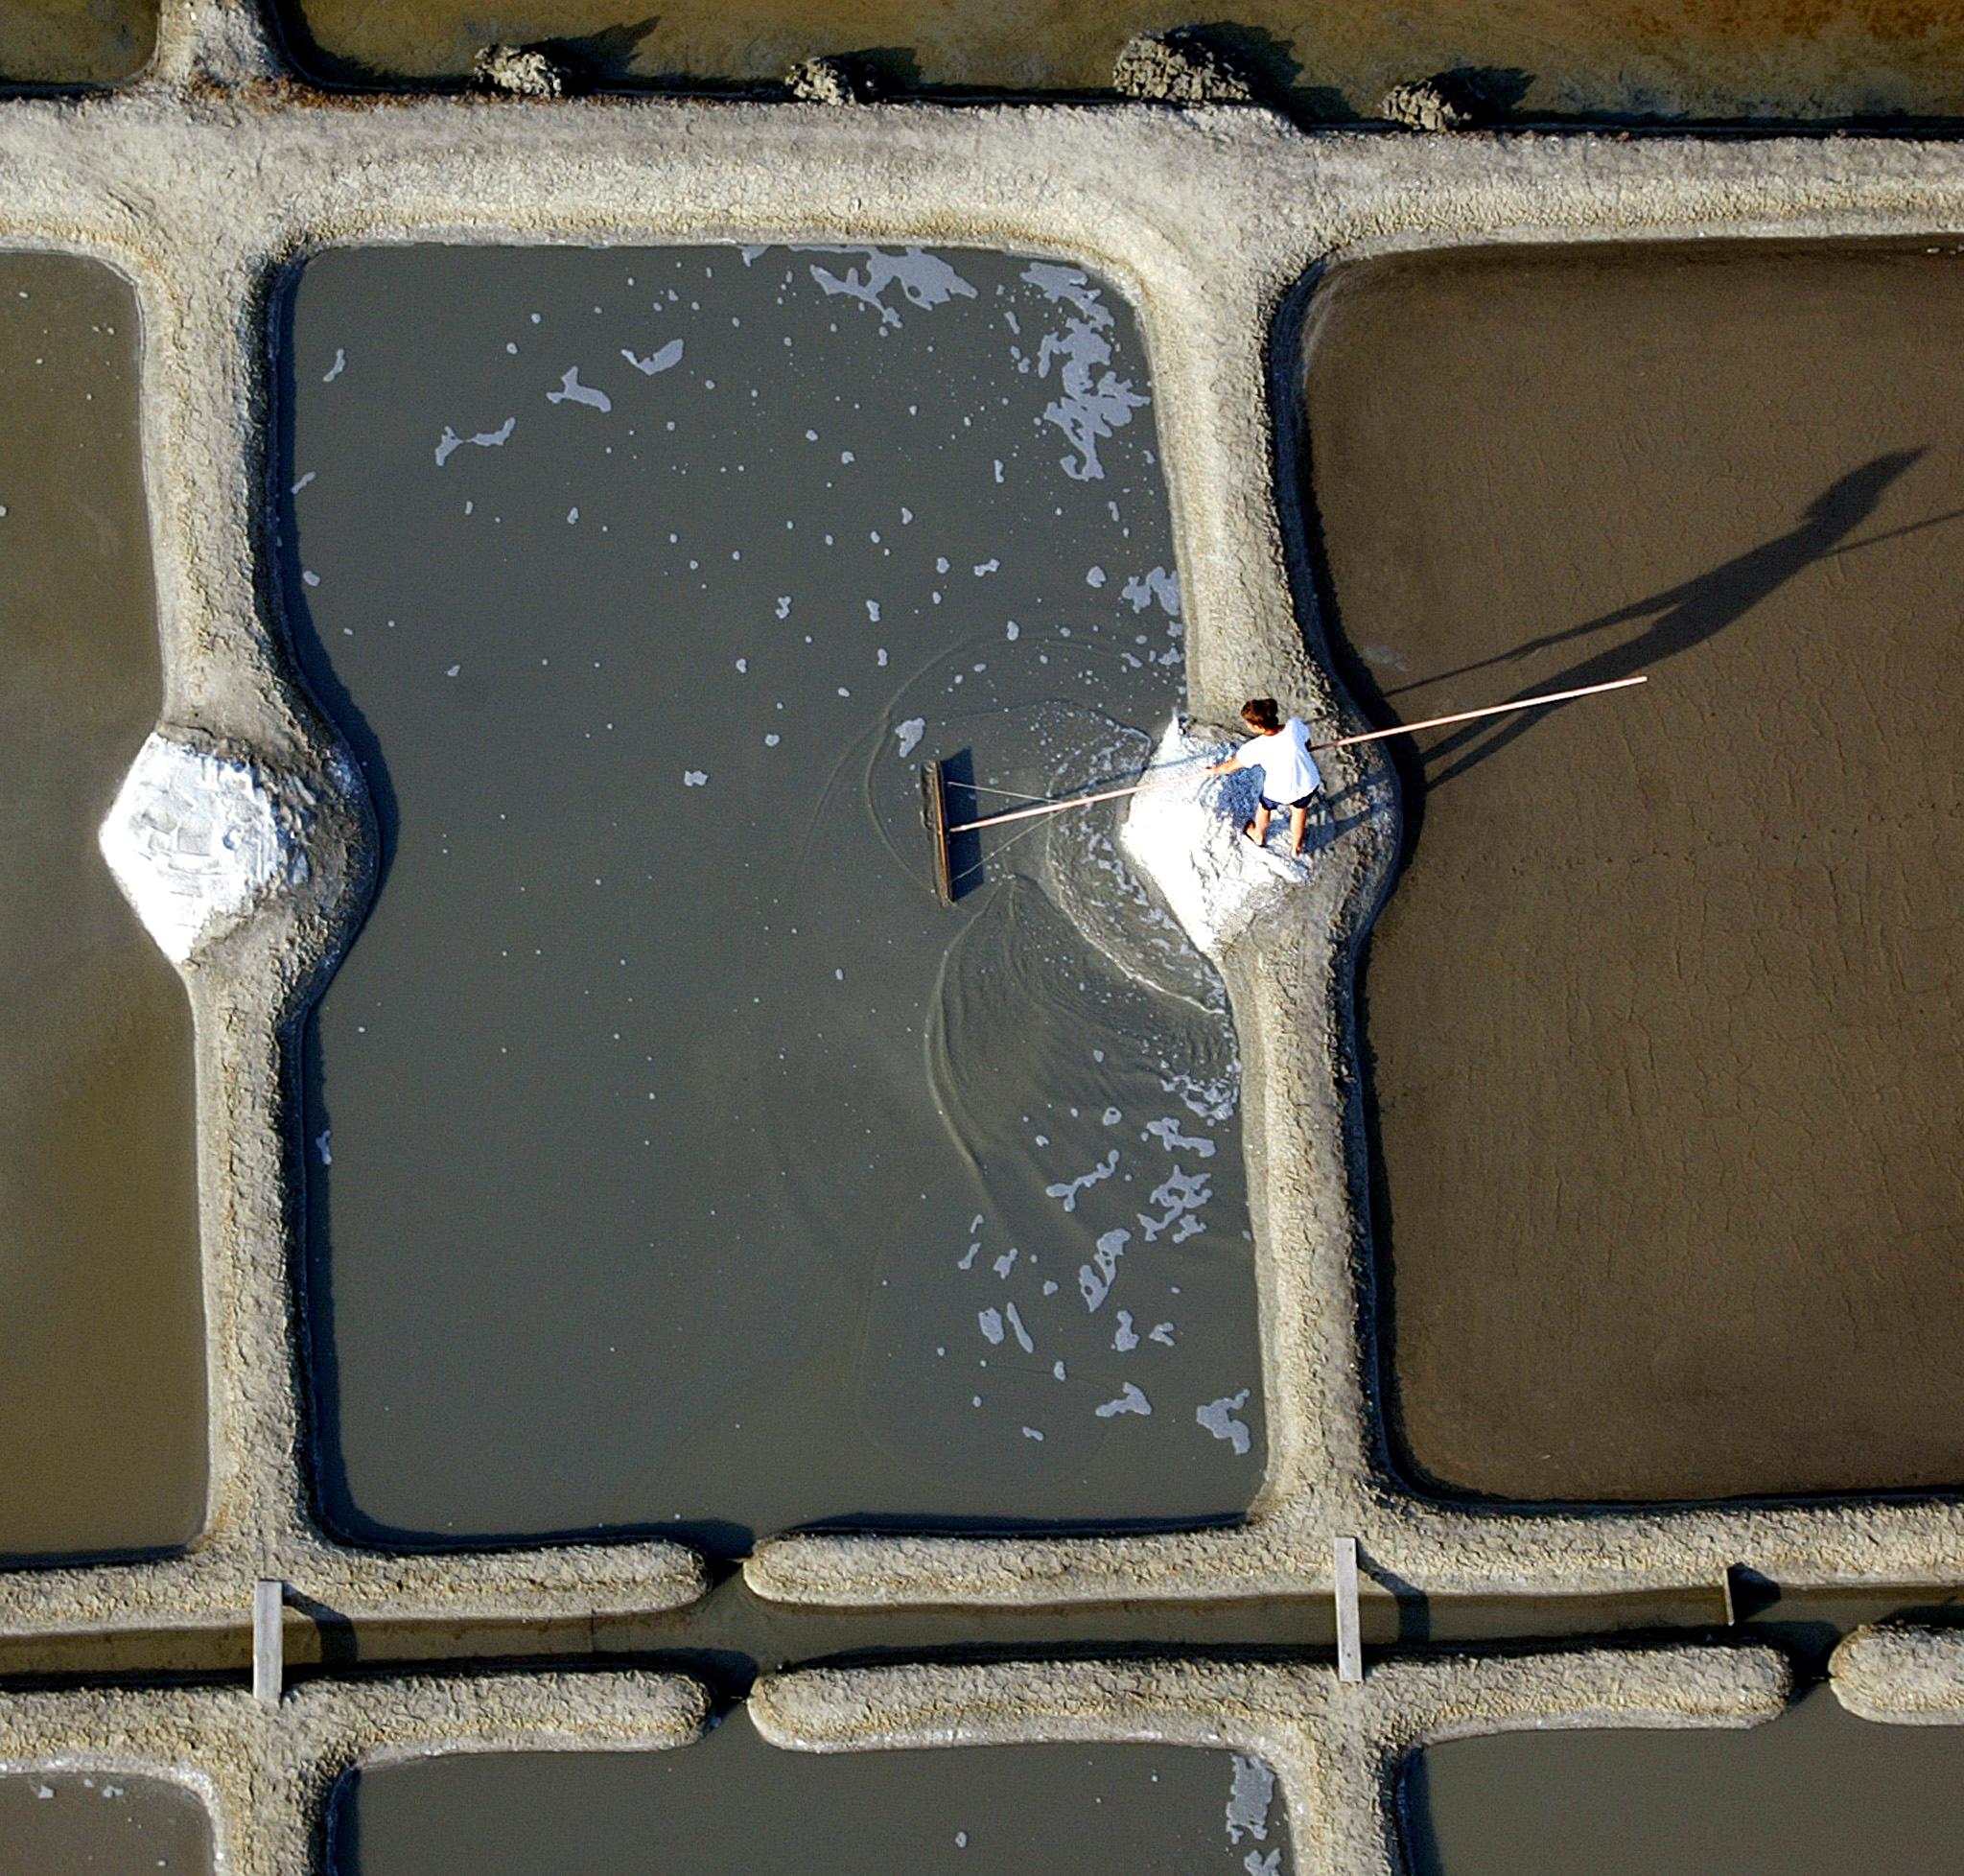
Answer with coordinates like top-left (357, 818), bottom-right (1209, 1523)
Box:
top-left (1334, 1536), bottom-right (1363, 1683)
top-left (252, 1578), bottom-right (283, 1705)
top-left (945, 673), bottom-right (1647, 836)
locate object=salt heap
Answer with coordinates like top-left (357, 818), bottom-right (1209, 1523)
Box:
top-left (1119, 716), bottom-right (1314, 957)
top-left (99, 733), bottom-right (310, 963)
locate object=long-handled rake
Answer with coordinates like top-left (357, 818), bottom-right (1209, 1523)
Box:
top-left (919, 672), bottom-right (1648, 905)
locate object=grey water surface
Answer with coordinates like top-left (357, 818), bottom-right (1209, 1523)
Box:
top-left (333, 1709), bottom-right (1287, 1876)
top-left (0, 1771), bottom-right (210, 1875)
top-left (1408, 1686), bottom-right (1964, 1875)
top-left (285, 243), bottom-right (1263, 1551)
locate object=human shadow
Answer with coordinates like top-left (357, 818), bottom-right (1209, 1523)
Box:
top-left (1400, 449), bottom-right (1929, 791)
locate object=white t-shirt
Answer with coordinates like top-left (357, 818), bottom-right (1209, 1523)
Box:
top-left (1239, 718), bottom-right (1321, 803)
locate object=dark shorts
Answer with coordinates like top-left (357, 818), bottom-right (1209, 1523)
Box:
top-left (1260, 789), bottom-right (1318, 812)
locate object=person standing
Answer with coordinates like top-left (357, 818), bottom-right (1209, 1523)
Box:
top-left (1207, 697), bottom-right (1321, 856)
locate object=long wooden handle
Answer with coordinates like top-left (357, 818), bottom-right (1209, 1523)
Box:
top-left (1309, 671), bottom-right (1647, 752)
top-left (947, 767), bottom-right (1194, 833)
top-left (947, 672), bottom-right (1647, 835)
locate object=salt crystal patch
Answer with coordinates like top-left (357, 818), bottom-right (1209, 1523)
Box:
top-left (1094, 1382), bottom-right (1152, 1419)
top-left (683, 770), bottom-right (709, 787)
top-left (893, 717), bottom-right (926, 759)
top-left (1198, 1388), bottom-right (1253, 1456)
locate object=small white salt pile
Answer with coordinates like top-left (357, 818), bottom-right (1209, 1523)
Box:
top-left (99, 734), bottom-right (309, 963)
top-left (1118, 715), bottom-right (1313, 956)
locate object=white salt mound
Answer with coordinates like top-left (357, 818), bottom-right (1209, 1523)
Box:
top-left (100, 734), bottom-right (309, 963)
top-left (1119, 716), bottom-right (1312, 956)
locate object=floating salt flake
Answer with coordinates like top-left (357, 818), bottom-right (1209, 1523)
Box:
top-left (1086, 565), bottom-right (1107, 587)
top-left (1020, 1427), bottom-right (1044, 1442)
top-left (776, 596), bottom-right (792, 619)
top-left (1047, 1148), bottom-right (1118, 1212)
top-left (1121, 565), bottom-right (1182, 617)
top-left (893, 716), bottom-right (926, 759)
top-left (1145, 1115), bottom-right (1216, 1158)
top-left (1094, 1382), bottom-right (1152, 1419)
top-left (1079, 1228), bottom-right (1129, 1312)
top-left (548, 366), bottom-right (611, 412)
top-left (805, 246), bottom-right (979, 328)
top-left (1198, 1389), bottom-right (1253, 1456)
top-left (621, 339), bottom-right (684, 375)
top-left (972, 557), bottom-right (999, 576)
top-left (764, 733), bottom-right (781, 747)
top-left (865, 599), bottom-right (880, 622)
top-left (433, 416), bottom-right (516, 466)
top-left (1226, 1754), bottom-right (1275, 1844)
top-left (316, 1128), bottom-right (332, 1166)
top-left (291, 470), bottom-right (316, 494)
top-left (322, 348), bottom-right (346, 383)
top-left (978, 1308), bottom-right (1005, 1346)
top-left (1113, 1310), bottom-right (1139, 1352)
top-left (1004, 1301), bottom-right (1035, 1353)
top-left (301, 570), bottom-right (321, 587)
top-left (1021, 260), bottom-right (1149, 481)
top-left (446, 664), bottom-right (460, 677)
top-left (683, 770), bottom-right (709, 787)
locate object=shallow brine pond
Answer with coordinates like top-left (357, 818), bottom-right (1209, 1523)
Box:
top-left (287, 244), bottom-right (1262, 1550)
top-left (0, 1), bottom-right (155, 85)
top-left (0, 1770), bottom-right (210, 1875)
top-left (1407, 1688), bottom-right (1964, 1875)
top-left (1304, 239), bottom-right (1964, 1504)
top-left (0, 253), bottom-right (205, 1561)
top-left (274, 0), bottom-right (1964, 121)
top-left (334, 1710), bottom-right (1287, 1876)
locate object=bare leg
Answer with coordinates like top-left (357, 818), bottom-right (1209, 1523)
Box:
top-left (1288, 803), bottom-right (1309, 856)
top-left (1244, 804), bottom-right (1272, 848)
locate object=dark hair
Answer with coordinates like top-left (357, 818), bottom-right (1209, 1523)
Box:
top-left (1240, 697), bottom-right (1281, 733)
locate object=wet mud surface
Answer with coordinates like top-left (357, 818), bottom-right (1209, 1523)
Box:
top-left (1406, 1687), bottom-right (1964, 1875)
top-left (1304, 241), bottom-right (1964, 1504)
top-left (0, 1), bottom-right (155, 85)
top-left (334, 1707), bottom-right (1287, 1876)
top-left (0, 254), bottom-right (205, 1559)
top-left (0, 1770), bottom-right (210, 1875)
top-left (287, 244), bottom-right (1262, 1552)
top-left (276, 0), bottom-right (1964, 120)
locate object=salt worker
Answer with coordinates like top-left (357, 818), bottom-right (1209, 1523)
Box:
top-left (1207, 697), bottom-right (1321, 857)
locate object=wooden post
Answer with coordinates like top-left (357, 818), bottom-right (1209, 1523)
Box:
top-left (252, 1578), bottom-right (284, 1705)
top-left (1334, 1536), bottom-right (1363, 1684)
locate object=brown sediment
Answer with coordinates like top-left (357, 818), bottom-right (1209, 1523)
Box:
top-left (0, 1770), bottom-right (210, 1875)
top-left (0, 0), bottom-right (157, 85)
top-left (1303, 239), bottom-right (1964, 1505)
top-left (1405, 1685), bottom-right (1964, 1875)
top-left (0, 253), bottom-right (205, 1560)
top-left (274, 0), bottom-right (1964, 117)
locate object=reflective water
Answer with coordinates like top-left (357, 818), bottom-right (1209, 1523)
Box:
top-left (287, 243), bottom-right (1263, 1552)
top-left (0, 2), bottom-right (154, 85)
top-left (1407, 1688), bottom-right (1964, 1875)
top-left (334, 1708), bottom-right (1288, 1876)
top-left (0, 1770), bottom-right (210, 1875)
top-left (0, 252), bottom-right (205, 1561)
